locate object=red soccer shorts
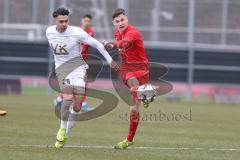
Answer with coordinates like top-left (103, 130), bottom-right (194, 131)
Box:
top-left (120, 69), bottom-right (149, 86)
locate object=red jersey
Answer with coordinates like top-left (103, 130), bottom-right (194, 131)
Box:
top-left (80, 25), bottom-right (94, 61)
top-left (114, 25), bottom-right (149, 85)
top-left (114, 25), bottom-right (148, 66)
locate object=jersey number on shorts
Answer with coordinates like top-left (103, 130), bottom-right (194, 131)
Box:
top-left (50, 43), bottom-right (69, 55)
top-left (63, 78), bottom-right (71, 85)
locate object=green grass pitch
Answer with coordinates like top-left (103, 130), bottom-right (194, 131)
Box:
top-left (0, 87), bottom-right (239, 160)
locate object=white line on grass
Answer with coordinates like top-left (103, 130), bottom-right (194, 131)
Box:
top-left (0, 144), bottom-right (239, 151)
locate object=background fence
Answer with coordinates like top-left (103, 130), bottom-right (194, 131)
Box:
top-left (1, 0), bottom-right (240, 45)
top-left (0, 0), bottom-right (240, 101)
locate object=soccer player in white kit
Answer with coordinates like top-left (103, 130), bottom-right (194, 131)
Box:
top-left (46, 8), bottom-right (118, 148)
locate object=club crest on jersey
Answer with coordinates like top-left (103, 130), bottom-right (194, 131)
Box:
top-left (50, 43), bottom-right (69, 55)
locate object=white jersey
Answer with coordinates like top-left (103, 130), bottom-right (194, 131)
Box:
top-left (46, 25), bottom-right (112, 69)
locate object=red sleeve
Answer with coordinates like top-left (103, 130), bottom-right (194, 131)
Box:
top-left (82, 29), bottom-right (94, 48)
top-left (116, 30), bottom-right (138, 49)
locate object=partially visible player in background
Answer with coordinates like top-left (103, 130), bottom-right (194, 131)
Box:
top-left (53, 14), bottom-right (95, 112)
top-left (103, 8), bottom-right (157, 149)
top-left (80, 14), bottom-right (94, 61)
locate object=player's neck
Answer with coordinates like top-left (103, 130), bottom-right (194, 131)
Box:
top-left (56, 26), bottom-right (67, 33)
top-left (81, 25), bottom-right (90, 31)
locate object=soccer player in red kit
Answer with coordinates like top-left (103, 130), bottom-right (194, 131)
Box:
top-left (80, 14), bottom-right (94, 61)
top-left (53, 14), bottom-right (95, 112)
top-left (79, 14), bottom-right (95, 111)
top-left (104, 8), bottom-right (152, 149)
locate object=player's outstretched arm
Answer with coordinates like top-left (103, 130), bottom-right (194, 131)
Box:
top-left (80, 34), bottom-right (119, 71)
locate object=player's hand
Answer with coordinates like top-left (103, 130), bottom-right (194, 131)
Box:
top-left (102, 40), bottom-right (116, 51)
top-left (101, 40), bottom-right (109, 46)
top-left (105, 42), bottom-right (116, 50)
top-left (110, 60), bottom-right (119, 72)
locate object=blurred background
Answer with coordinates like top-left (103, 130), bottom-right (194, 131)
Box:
top-left (0, 0), bottom-right (240, 103)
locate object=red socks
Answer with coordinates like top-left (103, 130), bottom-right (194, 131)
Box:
top-left (127, 112), bottom-right (140, 142)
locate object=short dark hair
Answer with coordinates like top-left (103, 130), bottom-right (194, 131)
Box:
top-left (83, 14), bottom-right (92, 19)
top-left (112, 8), bottom-right (126, 20)
top-left (52, 8), bottom-right (70, 18)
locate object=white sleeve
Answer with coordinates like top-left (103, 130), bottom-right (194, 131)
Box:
top-left (46, 26), bottom-right (53, 40)
top-left (45, 28), bottom-right (50, 39)
top-left (78, 30), bottom-right (113, 64)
